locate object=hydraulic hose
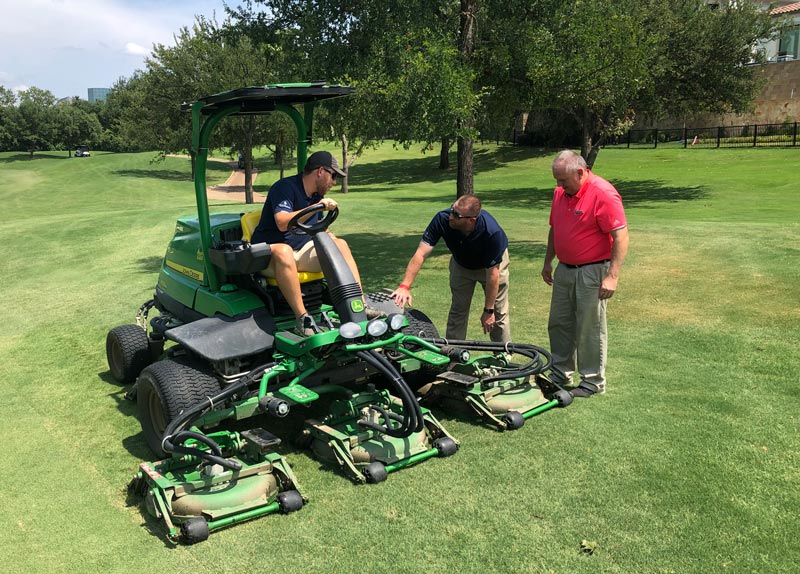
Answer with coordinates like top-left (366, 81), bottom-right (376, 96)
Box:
top-left (164, 430), bottom-right (242, 471)
top-left (355, 349), bottom-right (423, 438)
top-left (414, 338), bottom-right (553, 384)
top-left (159, 361), bottom-right (277, 465)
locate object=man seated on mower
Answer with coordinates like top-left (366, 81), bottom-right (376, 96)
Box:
top-left (251, 151), bottom-right (363, 336)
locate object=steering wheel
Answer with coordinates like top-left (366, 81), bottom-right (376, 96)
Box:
top-left (287, 203), bottom-right (339, 236)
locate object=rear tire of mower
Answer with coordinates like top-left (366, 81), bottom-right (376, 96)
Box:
top-left (363, 462), bottom-right (388, 484)
top-left (107, 325), bottom-right (151, 384)
top-left (180, 517), bottom-right (209, 544)
top-left (403, 309), bottom-right (440, 339)
top-left (137, 358), bottom-right (222, 458)
top-left (277, 490), bottom-right (304, 513)
top-left (402, 309), bottom-right (444, 388)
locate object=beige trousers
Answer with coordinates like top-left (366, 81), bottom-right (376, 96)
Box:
top-left (547, 261), bottom-right (609, 392)
top-left (446, 249), bottom-right (510, 343)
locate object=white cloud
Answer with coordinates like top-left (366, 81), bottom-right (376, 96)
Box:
top-left (0, 0), bottom-right (233, 97)
top-left (125, 43), bottom-right (149, 57)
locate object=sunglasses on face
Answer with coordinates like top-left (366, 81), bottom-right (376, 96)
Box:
top-left (449, 205), bottom-right (475, 219)
top-left (322, 167), bottom-right (337, 182)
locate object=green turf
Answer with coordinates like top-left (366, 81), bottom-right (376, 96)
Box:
top-left (0, 146), bottom-right (798, 573)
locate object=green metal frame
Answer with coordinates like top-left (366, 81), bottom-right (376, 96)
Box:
top-left (187, 83), bottom-right (353, 293)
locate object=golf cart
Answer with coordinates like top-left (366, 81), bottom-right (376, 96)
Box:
top-left (74, 145), bottom-right (90, 157)
top-left (107, 83), bottom-right (569, 544)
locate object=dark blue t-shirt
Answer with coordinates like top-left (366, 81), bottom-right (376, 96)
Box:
top-left (422, 209), bottom-right (508, 269)
top-left (251, 174), bottom-right (321, 250)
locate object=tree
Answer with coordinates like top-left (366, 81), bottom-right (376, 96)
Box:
top-left (16, 87), bottom-right (58, 157)
top-left (115, 16), bottom-right (284, 202)
top-left (505, 0), bottom-right (776, 167)
top-left (0, 86), bottom-right (19, 151)
top-left (236, 0), bottom-right (481, 195)
top-left (54, 103), bottom-right (102, 156)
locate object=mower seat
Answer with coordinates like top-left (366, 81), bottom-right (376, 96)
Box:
top-left (241, 211), bottom-right (324, 286)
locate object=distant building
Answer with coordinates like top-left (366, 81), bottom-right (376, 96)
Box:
top-left (87, 87), bottom-right (111, 103)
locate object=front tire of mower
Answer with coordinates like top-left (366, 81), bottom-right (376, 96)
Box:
top-left (180, 517), bottom-right (209, 544)
top-left (555, 390), bottom-right (573, 408)
top-left (434, 437), bottom-right (458, 457)
top-left (107, 325), bottom-right (151, 384)
top-left (363, 462), bottom-right (388, 484)
top-left (502, 411), bottom-right (525, 430)
top-left (277, 490), bottom-right (304, 513)
top-left (137, 358), bottom-right (222, 458)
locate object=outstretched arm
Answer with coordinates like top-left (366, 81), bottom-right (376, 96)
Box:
top-left (391, 242), bottom-right (435, 307)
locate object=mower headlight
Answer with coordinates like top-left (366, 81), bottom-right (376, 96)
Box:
top-left (387, 313), bottom-right (405, 332)
top-left (367, 318), bottom-right (389, 337)
top-left (339, 322), bottom-right (363, 340)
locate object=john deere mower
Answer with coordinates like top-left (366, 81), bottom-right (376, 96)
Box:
top-left (106, 83), bottom-right (569, 544)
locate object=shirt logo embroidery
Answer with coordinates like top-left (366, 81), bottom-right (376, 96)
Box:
top-left (574, 210), bottom-right (583, 215)
top-left (277, 199), bottom-right (293, 211)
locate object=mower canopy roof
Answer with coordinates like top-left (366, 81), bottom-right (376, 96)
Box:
top-left (182, 82), bottom-right (354, 115)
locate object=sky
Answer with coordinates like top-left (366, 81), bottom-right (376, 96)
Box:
top-left (0, 0), bottom-right (246, 100)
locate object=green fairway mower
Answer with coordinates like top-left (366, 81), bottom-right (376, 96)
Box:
top-left (106, 84), bottom-right (461, 542)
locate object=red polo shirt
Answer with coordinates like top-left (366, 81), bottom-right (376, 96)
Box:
top-left (548, 171), bottom-right (627, 265)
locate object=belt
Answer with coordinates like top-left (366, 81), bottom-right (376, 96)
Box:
top-left (560, 259), bottom-right (610, 269)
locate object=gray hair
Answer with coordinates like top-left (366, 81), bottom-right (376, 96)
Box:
top-left (552, 150), bottom-right (587, 173)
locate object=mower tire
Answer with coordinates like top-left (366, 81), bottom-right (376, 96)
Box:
top-left (555, 390), bottom-right (573, 408)
top-left (277, 490), bottom-right (304, 513)
top-left (180, 517), bottom-right (209, 544)
top-left (402, 309), bottom-right (444, 388)
top-left (403, 309), bottom-right (440, 339)
top-left (363, 461), bottom-right (388, 484)
top-left (107, 325), bottom-right (151, 384)
top-left (434, 437), bottom-right (458, 457)
top-left (502, 411), bottom-right (525, 430)
top-left (137, 358), bottom-right (222, 458)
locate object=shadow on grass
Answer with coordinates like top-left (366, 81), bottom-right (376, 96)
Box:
top-left (135, 256), bottom-right (163, 275)
top-left (112, 169), bottom-right (193, 182)
top-left (615, 179), bottom-right (708, 207)
top-left (349, 146), bottom-right (549, 190)
top-left (0, 152), bottom-right (72, 162)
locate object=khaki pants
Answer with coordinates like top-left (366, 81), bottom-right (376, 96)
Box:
top-left (262, 239), bottom-right (320, 277)
top-left (547, 261), bottom-right (609, 392)
top-left (446, 249), bottom-right (510, 342)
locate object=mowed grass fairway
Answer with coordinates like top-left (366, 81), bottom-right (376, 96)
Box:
top-left (0, 145), bottom-right (798, 573)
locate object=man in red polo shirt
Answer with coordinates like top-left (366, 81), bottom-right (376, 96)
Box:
top-left (541, 150), bottom-right (629, 397)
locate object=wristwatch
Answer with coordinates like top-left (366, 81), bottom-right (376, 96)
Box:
top-left (483, 308), bottom-right (494, 315)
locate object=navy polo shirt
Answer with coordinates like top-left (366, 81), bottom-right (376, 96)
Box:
top-left (251, 174), bottom-right (322, 250)
top-left (422, 209), bottom-right (508, 270)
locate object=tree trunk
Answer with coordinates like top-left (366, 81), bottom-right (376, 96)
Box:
top-left (278, 129), bottom-right (285, 180)
top-left (243, 117), bottom-right (255, 204)
top-left (340, 133), bottom-right (349, 194)
top-left (439, 137), bottom-right (450, 169)
top-left (457, 0), bottom-right (476, 197)
top-left (457, 136), bottom-right (473, 197)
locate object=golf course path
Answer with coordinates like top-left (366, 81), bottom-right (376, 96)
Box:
top-left (167, 154), bottom-right (266, 203)
top-left (207, 159), bottom-right (266, 203)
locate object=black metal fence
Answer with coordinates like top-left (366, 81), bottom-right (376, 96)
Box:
top-left (605, 122), bottom-right (799, 149)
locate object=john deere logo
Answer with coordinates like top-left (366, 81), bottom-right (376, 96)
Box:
top-left (351, 300), bottom-right (365, 313)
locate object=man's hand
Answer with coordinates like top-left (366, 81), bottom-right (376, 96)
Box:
top-left (599, 275), bottom-right (618, 300)
top-left (481, 310), bottom-right (495, 334)
top-left (391, 285), bottom-right (412, 308)
top-left (541, 261), bottom-right (554, 285)
top-left (319, 198), bottom-right (338, 211)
